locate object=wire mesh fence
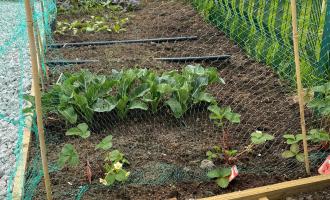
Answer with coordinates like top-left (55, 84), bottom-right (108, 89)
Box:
top-left (0, 0), bottom-right (329, 199)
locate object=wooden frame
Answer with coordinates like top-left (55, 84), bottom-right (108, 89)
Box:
top-left (200, 175), bottom-right (330, 200)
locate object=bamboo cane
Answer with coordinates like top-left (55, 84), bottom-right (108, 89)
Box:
top-left (24, 0), bottom-right (53, 199)
top-left (290, 0), bottom-right (311, 175)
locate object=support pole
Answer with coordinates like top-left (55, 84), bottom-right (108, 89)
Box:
top-left (24, 0), bottom-right (53, 199)
top-left (290, 0), bottom-right (311, 175)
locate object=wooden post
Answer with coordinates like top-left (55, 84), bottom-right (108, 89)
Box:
top-left (24, 0), bottom-right (53, 199)
top-left (290, 0), bottom-right (311, 175)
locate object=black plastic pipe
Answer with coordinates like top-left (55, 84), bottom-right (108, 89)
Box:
top-left (49, 36), bottom-right (198, 49)
top-left (155, 55), bottom-right (231, 62)
top-left (46, 59), bottom-right (99, 66)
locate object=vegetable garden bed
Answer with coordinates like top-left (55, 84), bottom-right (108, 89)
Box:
top-left (28, 0), bottom-right (329, 199)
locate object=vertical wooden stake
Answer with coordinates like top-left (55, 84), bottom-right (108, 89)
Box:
top-left (291, 0), bottom-right (311, 175)
top-left (24, 0), bottom-right (53, 199)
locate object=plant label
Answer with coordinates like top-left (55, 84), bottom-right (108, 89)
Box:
top-left (229, 165), bottom-right (238, 182)
top-left (318, 155), bottom-right (330, 175)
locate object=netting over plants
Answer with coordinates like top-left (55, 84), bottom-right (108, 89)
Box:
top-left (1, 0), bottom-right (329, 199)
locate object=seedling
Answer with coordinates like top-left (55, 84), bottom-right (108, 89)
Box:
top-left (208, 104), bottom-right (241, 127)
top-left (66, 123), bottom-right (91, 139)
top-left (58, 144), bottom-right (79, 169)
top-left (281, 143), bottom-right (304, 162)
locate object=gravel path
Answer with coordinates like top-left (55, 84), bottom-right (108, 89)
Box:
top-left (0, 1), bottom-right (31, 199)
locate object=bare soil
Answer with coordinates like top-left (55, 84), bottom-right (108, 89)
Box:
top-left (31, 0), bottom-right (322, 199)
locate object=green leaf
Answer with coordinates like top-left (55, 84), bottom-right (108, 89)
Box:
top-left (156, 83), bottom-right (172, 94)
top-left (283, 134), bottom-right (295, 140)
top-left (251, 137), bottom-right (264, 145)
top-left (194, 92), bottom-right (215, 103)
top-left (290, 144), bottom-right (300, 154)
top-left (296, 153), bottom-right (305, 162)
top-left (115, 170), bottom-right (128, 182)
top-left (58, 106), bottom-right (77, 124)
top-left (166, 98), bottom-right (183, 118)
top-left (105, 173), bottom-right (116, 185)
top-left (251, 131), bottom-right (263, 138)
top-left (109, 150), bottom-right (124, 162)
top-left (208, 104), bottom-right (221, 117)
top-left (66, 123), bottom-right (90, 139)
top-left (128, 100), bottom-right (148, 110)
top-left (224, 110), bottom-right (241, 124)
top-left (207, 169), bottom-right (221, 178)
top-left (92, 98), bottom-right (117, 112)
top-left (281, 150), bottom-right (295, 158)
top-left (129, 84), bottom-right (150, 100)
top-left (216, 177), bottom-right (230, 188)
top-left (262, 133), bottom-right (275, 141)
top-left (96, 135), bottom-right (113, 150)
top-left (77, 123), bottom-right (88, 132)
top-left (58, 144), bottom-right (79, 169)
top-left (218, 168), bottom-right (232, 177)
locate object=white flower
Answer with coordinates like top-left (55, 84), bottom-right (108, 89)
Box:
top-left (125, 171), bottom-right (130, 177)
top-left (114, 162), bottom-right (123, 170)
top-left (99, 178), bottom-right (108, 185)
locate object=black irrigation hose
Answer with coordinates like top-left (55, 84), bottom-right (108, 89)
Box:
top-left (46, 60), bottom-right (99, 66)
top-left (48, 36), bottom-right (198, 49)
top-left (155, 55), bottom-right (231, 62)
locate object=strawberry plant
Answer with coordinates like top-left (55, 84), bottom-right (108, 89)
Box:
top-left (58, 144), bottom-right (80, 169)
top-left (66, 123), bottom-right (91, 139)
top-left (282, 143), bottom-right (304, 162)
top-left (207, 104), bottom-right (241, 127)
top-left (207, 167), bottom-right (232, 188)
top-left (307, 82), bottom-right (330, 118)
top-left (283, 133), bottom-right (303, 144)
top-left (281, 129), bottom-right (330, 162)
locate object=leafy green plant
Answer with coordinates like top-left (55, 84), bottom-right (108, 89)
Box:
top-left (58, 144), bottom-right (80, 169)
top-left (111, 68), bottom-right (150, 118)
top-left (283, 133), bottom-right (303, 144)
top-left (307, 82), bottom-right (330, 117)
top-left (36, 66), bottom-right (222, 124)
top-left (141, 71), bottom-right (173, 113)
top-left (309, 129), bottom-right (330, 150)
top-left (207, 167), bottom-right (232, 188)
top-left (100, 150), bottom-right (130, 186)
top-left (66, 123), bottom-right (91, 139)
top-left (95, 135), bottom-right (113, 150)
top-left (282, 129), bottom-right (330, 163)
top-left (309, 129), bottom-right (330, 143)
top-left (41, 70), bottom-right (117, 124)
top-left (164, 65), bottom-right (223, 118)
top-left (208, 104), bottom-right (241, 127)
top-left (281, 143), bottom-right (304, 162)
top-left (250, 131), bottom-right (275, 145)
top-left (55, 16), bottom-right (128, 35)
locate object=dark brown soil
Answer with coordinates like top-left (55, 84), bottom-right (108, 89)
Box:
top-left (32, 0), bottom-right (323, 199)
